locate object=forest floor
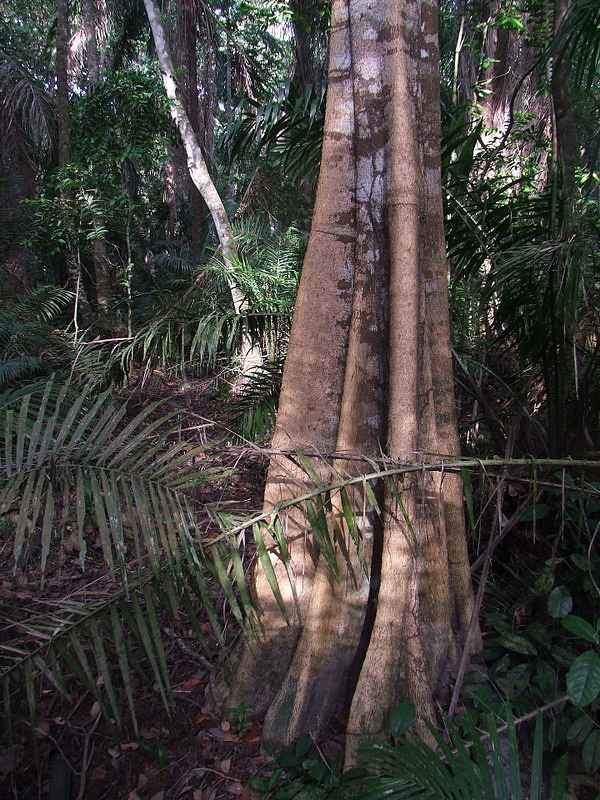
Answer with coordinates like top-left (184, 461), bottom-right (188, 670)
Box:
top-left (0, 372), bottom-right (303, 800)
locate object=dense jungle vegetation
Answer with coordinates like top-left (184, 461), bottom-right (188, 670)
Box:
top-left (0, 0), bottom-right (598, 797)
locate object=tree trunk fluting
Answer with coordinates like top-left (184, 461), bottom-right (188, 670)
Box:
top-left (229, 0), bottom-right (477, 764)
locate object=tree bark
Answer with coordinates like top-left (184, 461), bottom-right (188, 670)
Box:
top-left (56, 0), bottom-right (70, 171)
top-left (230, 0), bottom-right (477, 763)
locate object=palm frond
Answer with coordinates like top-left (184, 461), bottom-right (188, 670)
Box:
top-left (227, 356), bottom-right (284, 441)
top-left (551, 0), bottom-right (600, 89)
top-left (0, 375), bottom-right (256, 736)
top-left (347, 704), bottom-right (568, 800)
top-left (227, 81), bottom-right (326, 182)
top-left (0, 47), bottom-right (55, 152)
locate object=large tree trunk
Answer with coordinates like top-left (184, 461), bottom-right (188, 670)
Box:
top-left (229, 0), bottom-right (477, 763)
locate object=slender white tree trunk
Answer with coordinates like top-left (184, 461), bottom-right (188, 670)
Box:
top-left (143, 0), bottom-right (261, 375)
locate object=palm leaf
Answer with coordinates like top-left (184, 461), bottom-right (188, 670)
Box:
top-left (0, 375), bottom-right (255, 736)
top-left (348, 704), bottom-right (569, 800)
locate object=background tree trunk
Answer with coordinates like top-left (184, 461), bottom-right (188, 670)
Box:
top-left (230, 0), bottom-right (477, 762)
top-left (56, 0), bottom-right (70, 171)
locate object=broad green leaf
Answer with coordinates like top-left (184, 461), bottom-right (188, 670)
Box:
top-left (461, 467), bottom-right (476, 532)
top-left (520, 503), bottom-right (549, 521)
top-left (60, 388), bottom-right (113, 458)
top-left (53, 384), bottom-right (92, 450)
top-left (83, 400), bottom-right (128, 461)
top-left (560, 615), bottom-right (599, 643)
top-left (270, 517), bottom-right (300, 616)
top-left (389, 703), bottom-right (416, 737)
top-left (185, 553), bottom-right (226, 645)
top-left (547, 585), bottom-right (573, 618)
top-left (363, 478), bottom-right (381, 515)
top-left (15, 393), bottom-right (31, 471)
top-left (62, 635), bottom-right (114, 729)
top-left (131, 591), bottom-right (172, 714)
top-left (306, 497), bottom-right (338, 579)
top-left (507, 708), bottom-right (522, 800)
top-left (89, 470), bottom-right (115, 577)
top-left (567, 651), bottom-right (600, 706)
top-left (296, 448), bottom-right (325, 489)
top-left (227, 534), bottom-right (256, 623)
top-left (75, 467), bottom-right (87, 568)
top-left (33, 654), bottom-right (70, 701)
top-left (567, 713), bottom-right (594, 745)
top-left (36, 381), bottom-right (70, 465)
top-left (496, 634), bottom-right (538, 655)
top-left (100, 401), bottom-right (173, 467)
top-left (486, 711), bottom-right (509, 800)
top-left (582, 729), bottom-right (600, 774)
top-left (211, 542), bottom-right (245, 629)
top-left (3, 408), bottom-right (14, 476)
top-left (39, 488), bottom-right (55, 582)
top-left (549, 752), bottom-right (568, 800)
top-left (14, 470), bottom-right (40, 566)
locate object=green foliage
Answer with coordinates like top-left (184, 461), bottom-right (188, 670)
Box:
top-left (248, 733), bottom-right (347, 799)
top-left (226, 356), bottom-right (284, 441)
top-left (0, 286), bottom-right (76, 389)
top-left (465, 472), bottom-right (600, 775)
top-left (72, 70), bottom-right (174, 170)
top-left (0, 375), bottom-right (253, 737)
top-left (227, 81), bottom-right (326, 183)
top-left (249, 704), bottom-right (569, 800)
top-left (227, 702), bottom-right (255, 733)
top-left (107, 219), bottom-right (304, 388)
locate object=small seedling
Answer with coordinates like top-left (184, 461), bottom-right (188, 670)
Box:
top-left (226, 702), bottom-right (254, 733)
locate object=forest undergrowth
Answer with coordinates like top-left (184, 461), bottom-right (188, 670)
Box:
top-left (1, 370), bottom-right (599, 800)
top-left (0, 373), bottom-right (278, 800)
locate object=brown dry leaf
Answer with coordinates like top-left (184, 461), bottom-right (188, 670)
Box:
top-left (62, 534), bottom-right (79, 554)
top-left (34, 720), bottom-right (50, 739)
top-left (192, 711), bottom-right (209, 727)
top-left (91, 766), bottom-right (107, 780)
top-left (206, 727), bottom-right (238, 741)
top-left (120, 742), bottom-right (140, 751)
top-left (149, 793), bottom-right (164, 800)
top-left (241, 729), bottom-right (262, 743)
top-left (90, 701), bottom-right (101, 718)
top-left (220, 757), bottom-right (232, 774)
top-left (127, 793), bottom-right (141, 800)
top-left (180, 678), bottom-right (203, 690)
top-left (241, 786), bottom-right (262, 800)
top-left (0, 745), bottom-right (24, 776)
